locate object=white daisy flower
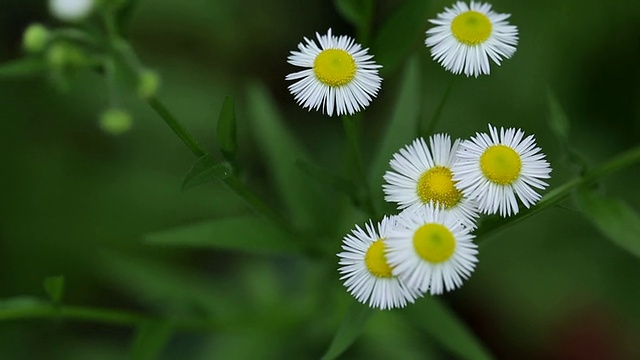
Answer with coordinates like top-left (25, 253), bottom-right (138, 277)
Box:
top-left (425, 1), bottom-right (518, 77)
top-left (285, 28), bottom-right (382, 117)
top-left (49, 0), bottom-right (95, 22)
top-left (338, 216), bottom-right (421, 310)
top-left (383, 134), bottom-right (479, 229)
top-left (453, 124), bottom-right (552, 217)
top-left (386, 204), bottom-right (478, 295)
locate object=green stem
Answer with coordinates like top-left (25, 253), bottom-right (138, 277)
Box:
top-left (147, 97), bottom-right (207, 157)
top-left (476, 144), bottom-right (640, 244)
top-left (420, 78), bottom-right (456, 137)
top-left (342, 115), bottom-right (379, 218)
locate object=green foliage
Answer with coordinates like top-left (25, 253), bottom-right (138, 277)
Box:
top-left (404, 299), bottom-right (494, 360)
top-left (321, 301), bottom-right (374, 360)
top-left (545, 88), bottom-right (570, 143)
top-left (0, 58), bottom-right (47, 79)
top-left (577, 189), bottom-right (640, 259)
top-left (131, 321), bottom-right (172, 360)
top-left (216, 96), bottom-right (238, 161)
top-left (145, 216), bottom-right (300, 255)
top-left (372, 0), bottom-right (431, 75)
top-left (43, 275), bottom-right (65, 304)
top-left (182, 155), bottom-right (233, 191)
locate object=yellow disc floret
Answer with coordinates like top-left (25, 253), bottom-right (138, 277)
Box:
top-left (480, 144), bottom-right (522, 185)
top-left (451, 11), bottom-right (492, 45)
top-left (416, 166), bottom-right (463, 208)
top-left (313, 49), bottom-right (356, 87)
top-left (365, 239), bottom-right (393, 278)
top-left (413, 224), bottom-right (456, 263)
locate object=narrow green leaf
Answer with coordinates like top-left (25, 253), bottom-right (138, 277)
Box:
top-left (545, 87), bottom-right (570, 143)
top-left (43, 275), bottom-right (65, 304)
top-left (321, 301), bottom-right (374, 360)
top-left (371, 0), bottom-right (430, 75)
top-left (131, 321), bottom-right (172, 360)
top-left (404, 298), bottom-right (494, 360)
top-left (576, 189), bottom-right (640, 258)
top-left (216, 96), bottom-right (238, 161)
top-left (245, 82), bottom-right (327, 230)
top-left (0, 297), bottom-right (52, 321)
top-left (182, 154), bottom-right (232, 191)
top-left (0, 58), bottom-right (47, 79)
top-left (145, 216), bottom-right (301, 255)
top-left (369, 56), bottom-right (421, 205)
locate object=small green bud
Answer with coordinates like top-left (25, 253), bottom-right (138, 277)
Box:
top-left (99, 108), bottom-right (132, 135)
top-left (137, 70), bottom-right (160, 99)
top-left (23, 24), bottom-right (50, 53)
top-left (46, 42), bottom-right (85, 69)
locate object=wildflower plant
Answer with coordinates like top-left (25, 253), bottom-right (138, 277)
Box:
top-left (1, 1), bottom-right (640, 359)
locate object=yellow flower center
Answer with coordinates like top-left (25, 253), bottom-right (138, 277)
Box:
top-left (364, 239), bottom-right (393, 278)
top-left (480, 145), bottom-right (522, 185)
top-left (416, 166), bottom-right (463, 208)
top-left (413, 224), bottom-right (456, 263)
top-left (313, 49), bottom-right (356, 87)
top-left (451, 11), bottom-right (492, 45)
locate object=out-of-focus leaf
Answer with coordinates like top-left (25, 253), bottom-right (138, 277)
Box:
top-left (181, 154), bottom-right (232, 191)
top-left (545, 87), bottom-right (570, 143)
top-left (369, 56), bottom-right (421, 204)
top-left (0, 58), bottom-right (47, 79)
top-left (296, 159), bottom-right (358, 199)
top-left (576, 189), bottom-right (640, 258)
top-left (245, 82), bottom-right (327, 230)
top-left (216, 96), bottom-right (238, 161)
top-left (371, 0), bottom-right (430, 75)
top-left (404, 298), bottom-right (494, 360)
top-left (131, 321), bottom-right (172, 360)
top-left (334, 0), bottom-right (373, 35)
top-left (43, 275), bottom-right (65, 304)
top-left (100, 253), bottom-right (238, 320)
top-left (145, 216), bottom-right (301, 255)
top-left (320, 301), bottom-right (374, 360)
top-left (0, 297), bottom-right (51, 321)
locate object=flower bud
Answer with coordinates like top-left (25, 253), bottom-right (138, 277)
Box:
top-left (49, 0), bottom-right (95, 22)
top-left (99, 109), bottom-right (132, 135)
top-left (137, 70), bottom-right (160, 99)
top-left (23, 24), bottom-right (50, 53)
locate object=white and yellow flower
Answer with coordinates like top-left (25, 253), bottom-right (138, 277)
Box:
top-left (338, 216), bottom-right (421, 309)
top-left (386, 204), bottom-right (478, 295)
top-left (425, 1), bottom-right (518, 77)
top-left (383, 134), bottom-right (479, 229)
top-left (286, 29), bottom-right (382, 117)
top-left (453, 124), bottom-right (552, 217)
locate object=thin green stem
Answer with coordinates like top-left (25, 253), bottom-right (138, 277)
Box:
top-left (147, 97), bottom-right (206, 157)
top-left (476, 144), bottom-right (640, 244)
top-left (342, 115), bottom-right (379, 218)
top-left (419, 78), bottom-right (456, 137)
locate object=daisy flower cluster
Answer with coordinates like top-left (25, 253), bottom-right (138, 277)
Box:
top-left (339, 127), bottom-right (551, 309)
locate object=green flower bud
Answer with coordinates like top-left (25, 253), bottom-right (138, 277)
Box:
top-left (137, 70), bottom-right (160, 99)
top-left (23, 24), bottom-right (50, 53)
top-left (99, 109), bottom-right (132, 135)
top-left (46, 42), bottom-right (86, 69)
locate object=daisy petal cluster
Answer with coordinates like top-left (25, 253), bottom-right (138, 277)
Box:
top-left (425, 1), bottom-right (518, 77)
top-left (285, 29), bottom-right (382, 117)
top-left (339, 126), bottom-right (551, 309)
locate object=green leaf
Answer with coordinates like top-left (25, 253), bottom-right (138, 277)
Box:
top-left (43, 275), bottom-right (65, 304)
top-left (131, 321), bottom-right (172, 360)
top-left (0, 58), bottom-right (47, 79)
top-left (321, 301), bottom-right (374, 360)
top-left (545, 87), bottom-right (570, 143)
top-left (576, 189), bottom-right (640, 259)
top-left (216, 96), bottom-right (238, 161)
top-left (0, 297), bottom-right (52, 321)
top-left (296, 159), bottom-right (358, 199)
top-left (182, 154), bottom-right (232, 191)
top-left (404, 298), bottom-right (494, 360)
top-left (245, 82), bottom-right (327, 230)
top-left (369, 56), bottom-right (422, 204)
top-left (145, 216), bottom-right (301, 255)
top-left (371, 0), bottom-right (431, 75)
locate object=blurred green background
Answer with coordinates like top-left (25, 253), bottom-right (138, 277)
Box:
top-left (1, 0), bottom-right (640, 359)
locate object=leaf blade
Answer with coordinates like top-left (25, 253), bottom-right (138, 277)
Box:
top-left (43, 275), bottom-right (65, 304)
top-left (181, 154), bottom-right (232, 191)
top-left (321, 301), bottom-right (374, 360)
top-left (216, 96), bottom-right (238, 161)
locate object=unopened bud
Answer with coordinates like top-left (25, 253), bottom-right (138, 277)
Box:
top-left (49, 0), bottom-right (95, 22)
top-left (99, 109), bottom-right (132, 135)
top-left (23, 24), bottom-right (50, 53)
top-left (137, 70), bottom-right (160, 99)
